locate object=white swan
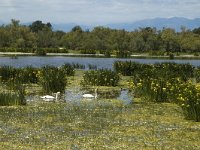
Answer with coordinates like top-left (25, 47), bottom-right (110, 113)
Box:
top-left (40, 92), bottom-right (60, 102)
top-left (82, 88), bottom-right (98, 100)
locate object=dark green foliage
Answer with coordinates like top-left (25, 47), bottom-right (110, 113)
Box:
top-left (42, 48), bottom-right (68, 53)
top-left (0, 92), bottom-right (25, 106)
top-left (71, 63), bottom-right (85, 69)
top-left (169, 52), bottom-right (174, 59)
top-left (39, 66), bottom-right (67, 93)
top-left (0, 66), bottom-right (18, 82)
top-left (29, 20), bottom-right (52, 33)
top-left (60, 63), bottom-right (75, 76)
top-left (116, 50), bottom-right (131, 58)
top-left (35, 48), bottom-right (46, 56)
top-left (114, 61), bottom-right (194, 81)
top-left (114, 61), bottom-right (150, 76)
top-left (88, 64), bottom-right (97, 70)
top-left (0, 75), bottom-right (26, 106)
top-left (1, 19), bottom-right (200, 55)
top-left (19, 66), bottom-right (39, 83)
top-left (80, 49), bottom-right (96, 54)
top-left (195, 67), bottom-right (200, 83)
top-left (0, 66), bottom-right (39, 84)
top-left (82, 69), bottom-right (120, 86)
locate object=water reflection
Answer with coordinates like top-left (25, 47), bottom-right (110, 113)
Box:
top-left (0, 56), bottom-right (200, 68)
top-left (25, 88), bottom-right (133, 105)
top-left (64, 88), bottom-right (133, 104)
top-left (65, 87), bottom-right (83, 103)
top-left (117, 89), bottom-right (133, 104)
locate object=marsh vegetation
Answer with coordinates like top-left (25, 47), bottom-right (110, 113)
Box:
top-left (0, 61), bottom-right (200, 149)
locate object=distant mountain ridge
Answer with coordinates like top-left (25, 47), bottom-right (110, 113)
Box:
top-left (51, 17), bottom-right (200, 32)
top-left (106, 17), bottom-right (200, 31)
top-left (1, 17), bottom-right (200, 32)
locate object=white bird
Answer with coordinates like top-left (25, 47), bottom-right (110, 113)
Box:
top-left (82, 88), bottom-right (98, 100)
top-left (40, 92), bottom-right (60, 102)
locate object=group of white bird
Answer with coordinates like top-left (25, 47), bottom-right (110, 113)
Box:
top-left (40, 88), bottom-right (98, 102)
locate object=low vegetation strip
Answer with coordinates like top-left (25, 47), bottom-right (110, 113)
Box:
top-left (0, 101), bottom-right (200, 149)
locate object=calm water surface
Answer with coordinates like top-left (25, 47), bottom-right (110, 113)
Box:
top-left (0, 56), bottom-right (200, 69)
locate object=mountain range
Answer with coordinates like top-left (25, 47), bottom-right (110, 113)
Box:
top-left (1, 17), bottom-right (200, 32)
top-left (49, 17), bottom-right (200, 32)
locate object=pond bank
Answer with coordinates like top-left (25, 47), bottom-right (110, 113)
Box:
top-left (1, 52), bottom-right (200, 60)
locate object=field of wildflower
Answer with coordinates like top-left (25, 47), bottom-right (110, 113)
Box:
top-left (0, 62), bottom-right (200, 149)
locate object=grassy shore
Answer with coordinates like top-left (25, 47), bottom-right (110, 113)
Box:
top-left (1, 52), bottom-right (200, 59)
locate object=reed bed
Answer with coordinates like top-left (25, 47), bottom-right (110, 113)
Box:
top-left (116, 61), bottom-right (200, 121)
top-left (195, 67), bottom-right (200, 83)
top-left (38, 66), bottom-right (67, 93)
top-left (82, 69), bottom-right (120, 86)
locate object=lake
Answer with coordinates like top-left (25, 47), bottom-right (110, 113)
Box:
top-left (0, 56), bottom-right (200, 69)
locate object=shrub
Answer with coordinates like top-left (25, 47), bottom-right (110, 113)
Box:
top-left (0, 92), bottom-right (24, 106)
top-left (0, 82), bottom-right (26, 106)
top-left (19, 66), bottom-right (39, 83)
top-left (0, 66), bottom-right (39, 84)
top-left (177, 83), bottom-right (200, 122)
top-left (88, 64), bottom-right (97, 70)
top-left (38, 66), bottom-right (67, 93)
top-left (116, 50), bottom-right (131, 58)
top-left (82, 69), bottom-right (120, 86)
top-left (114, 61), bottom-right (194, 81)
top-left (35, 49), bottom-right (46, 56)
top-left (169, 52), bottom-right (174, 59)
top-left (80, 49), bottom-right (96, 54)
top-left (114, 61), bottom-right (145, 76)
top-left (0, 66), bottom-right (18, 82)
top-left (71, 63), bottom-right (85, 69)
top-left (130, 72), bottom-right (200, 122)
top-left (195, 67), bottom-right (200, 83)
top-left (60, 63), bottom-right (75, 76)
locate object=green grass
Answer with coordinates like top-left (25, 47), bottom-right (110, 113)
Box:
top-left (1, 70), bottom-right (200, 149)
top-left (0, 100), bottom-right (200, 149)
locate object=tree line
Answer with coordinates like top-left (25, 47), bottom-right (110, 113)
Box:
top-left (0, 19), bottom-right (200, 56)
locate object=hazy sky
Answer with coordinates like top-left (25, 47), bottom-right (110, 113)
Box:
top-left (0, 0), bottom-right (199, 25)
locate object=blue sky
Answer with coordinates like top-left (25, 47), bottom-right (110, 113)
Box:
top-left (0, 0), bottom-right (199, 25)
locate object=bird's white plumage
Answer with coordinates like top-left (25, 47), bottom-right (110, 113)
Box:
top-left (82, 94), bottom-right (95, 98)
top-left (82, 88), bottom-right (97, 100)
top-left (40, 95), bottom-right (54, 99)
top-left (40, 92), bottom-right (60, 102)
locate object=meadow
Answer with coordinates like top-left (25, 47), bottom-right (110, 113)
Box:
top-left (0, 62), bottom-right (200, 149)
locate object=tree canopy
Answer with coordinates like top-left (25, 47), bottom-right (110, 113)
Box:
top-left (0, 19), bottom-right (200, 54)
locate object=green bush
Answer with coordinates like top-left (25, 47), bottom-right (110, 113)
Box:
top-left (0, 66), bottom-right (39, 84)
top-left (114, 61), bottom-right (194, 81)
top-left (88, 64), bottom-right (97, 70)
top-left (38, 66), bottom-right (67, 93)
top-left (19, 66), bottom-right (39, 83)
top-left (82, 69), bottom-right (120, 86)
top-left (116, 50), bottom-right (131, 58)
top-left (60, 63), bottom-right (75, 76)
top-left (195, 67), bottom-right (200, 83)
top-left (0, 66), bottom-right (18, 82)
top-left (114, 61), bottom-right (144, 76)
top-left (0, 92), bottom-right (23, 106)
top-left (0, 82), bottom-right (26, 106)
top-left (178, 83), bottom-right (200, 122)
top-left (80, 49), bottom-right (96, 54)
top-left (71, 63), bottom-right (85, 69)
top-left (35, 49), bottom-right (46, 56)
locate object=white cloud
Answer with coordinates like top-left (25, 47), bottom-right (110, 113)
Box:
top-left (0, 0), bottom-right (199, 25)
